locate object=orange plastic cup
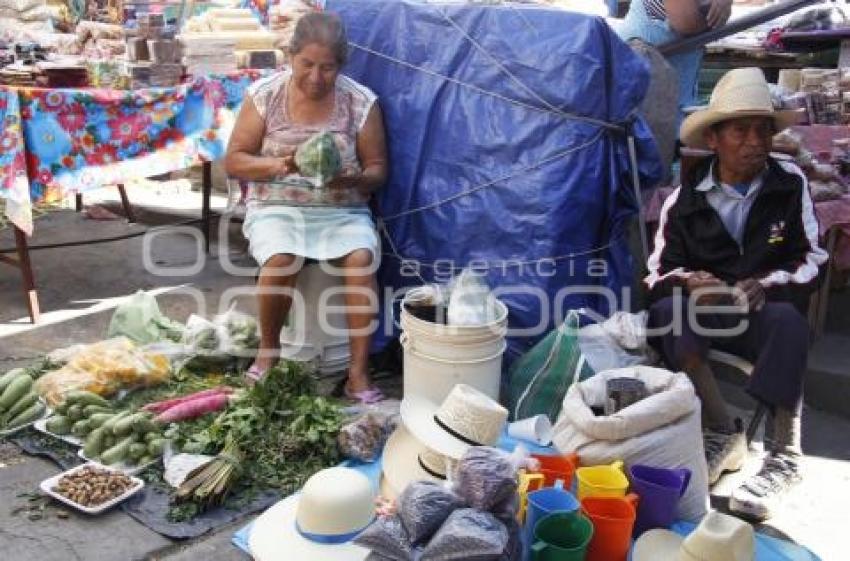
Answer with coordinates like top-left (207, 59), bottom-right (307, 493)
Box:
top-left (530, 452), bottom-right (579, 488)
top-left (581, 494), bottom-right (639, 561)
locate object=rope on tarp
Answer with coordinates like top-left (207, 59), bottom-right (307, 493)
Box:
top-left (379, 129), bottom-right (605, 221)
top-left (347, 41), bottom-right (626, 133)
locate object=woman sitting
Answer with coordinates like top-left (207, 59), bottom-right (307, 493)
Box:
top-left (225, 12), bottom-right (388, 403)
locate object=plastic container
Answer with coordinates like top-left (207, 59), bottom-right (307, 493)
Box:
top-left (530, 452), bottom-right (579, 489)
top-left (39, 463), bottom-right (144, 515)
top-left (0, 401), bottom-right (50, 437)
top-left (629, 464), bottom-right (691, 537)
top-left (576, 461), bottom-right (629, 500)
top-left (400, 287), bottom-right (507, 404)
top-left (581, 494), bottom-right (638, 561)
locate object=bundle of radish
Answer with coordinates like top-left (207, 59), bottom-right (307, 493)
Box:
top-left (143, 387), bottom-right (237, 423)
top-left (0, 369), bottom-right (47, 432)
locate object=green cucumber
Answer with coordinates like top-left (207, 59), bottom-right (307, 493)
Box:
top-left (102, 434), bottom-right (116, 449)
top-left (83, 426), bottom-right (108, 458)
top-left (132, 416), bottom-right (159, 435)
top-left (64, 391), bottom-right (110, 408)
top-left (144, 431), bottom-right (162, 443)
top-left (129, 443), bottom-right (147, 460)
top-left (0, 369), bottom-right (26, 394)
top-left (99, 435), bottom-right (135, 465)
top-left (66, 404), bottom-right (84, 421)
top-left (83, 405), bottom-right (113, 417)
top-left (2, 392), bottom-right (38, 423)
top-left (5, 402), bottom-right (45, 430)
top-left (71, 419), bottom-right (91, 437)
top-left (46, 415), bottom-right (72, 435)
top-left (147, 438), bottom-right (165, 456)
top-left (137, 455), bottom-right (156, 466)
top-left (0, 375), bottom-right (33, 411)
top-left (87, 413), bottom-right (114, 429)
top-left (54, 401), bottom-right (71, 415)
top-left (101, 411), bottom-right (130, 432)
top-left (114, 412), bottom-right (149, 436)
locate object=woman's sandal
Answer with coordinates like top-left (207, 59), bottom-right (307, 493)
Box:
top-left (344, 385), bottom-right (385, 405)
top-left (244, 364), bottom-right (268, 385)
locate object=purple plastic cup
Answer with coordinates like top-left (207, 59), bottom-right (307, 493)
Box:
top-left (629, 464), bottom-right (691, 538)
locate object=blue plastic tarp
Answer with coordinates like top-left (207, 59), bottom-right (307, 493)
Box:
top-left (325, 0), bottom-right (663, 356)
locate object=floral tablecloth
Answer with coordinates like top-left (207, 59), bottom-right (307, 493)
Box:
top-left (0, 70), bottom-right (268, 235)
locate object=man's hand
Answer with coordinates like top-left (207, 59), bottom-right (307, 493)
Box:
top-left (734, 278), bottom-right (766, 313)
top-left (687, 271), bottom-right (726, 305)
top-left (706, 0), bottom-right (733, 29)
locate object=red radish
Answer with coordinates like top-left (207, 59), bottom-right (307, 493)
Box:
top-left (143, 387), bottom-right (234, 413)
top-left (154, 392), bottom-right (231, 423)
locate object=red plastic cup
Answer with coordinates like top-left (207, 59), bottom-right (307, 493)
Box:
top-left (531, 452), bottom-right (579, 489)
top-left (581, 494), bottom-right (639, 561)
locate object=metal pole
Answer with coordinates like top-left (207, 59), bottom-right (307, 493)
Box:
top-left (627, 132), bottom-right (649, 264)
top-left (658, 0), bottom-right (818, 56)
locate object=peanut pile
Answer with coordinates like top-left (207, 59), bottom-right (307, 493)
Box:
top-left (52, 466), bottom-right (137, 508)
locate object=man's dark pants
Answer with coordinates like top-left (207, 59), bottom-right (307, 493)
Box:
top-left (648, 295), bottom-right (808, 414)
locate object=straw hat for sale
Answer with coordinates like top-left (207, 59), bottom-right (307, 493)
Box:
top-left (680, 67), bottom-right (801, 149)
top-left (400, 384), bottom-right (508, 460)
top-left (380, 425), bottom-right (457, 498)
top-left (632, 511), bottom-right (755, 561)
top-left (249, 467), bottom-right (375, 561)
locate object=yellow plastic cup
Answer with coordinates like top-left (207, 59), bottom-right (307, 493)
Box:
top-left (576, 461), bottom-right (629, 500)
top-left (517, 470), bottom-right (546, 524)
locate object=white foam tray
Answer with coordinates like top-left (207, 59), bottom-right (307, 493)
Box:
top-left (39, 463), bottom-right (144, 515)
top-left (33, 417), bottom-right (84, 446)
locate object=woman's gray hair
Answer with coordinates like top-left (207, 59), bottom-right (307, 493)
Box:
top-left (289, 12), bottom-right (349, 66)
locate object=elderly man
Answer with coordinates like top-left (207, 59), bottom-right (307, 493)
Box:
top-left (645, 67), bottom-right (827, 520)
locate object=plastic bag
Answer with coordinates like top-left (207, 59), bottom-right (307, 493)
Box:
top-left (397, 481), bottom-right (463, 545)
top-left (338, 411), bottom-right (397, 463)
top-left (420, 509), bottom-right (509, 561)
top-left (179, 306), bottom-right (260, 371)
top-left (107, 290), bottom-right (185, 345)
top-left (508, 311), bottom-right (594, 422)
top-left (354, 514), bottom-right (414, 561)
top-left (295, 131), bottom-right (342, 186)
top-left (452, 447), bottom-right (524, 512)
top-left (577, 312), bottom-right (653, 374)
top-left (35, 337), bottom-right (170, 406)
top-left (446, 269), bottom-right (499, 326)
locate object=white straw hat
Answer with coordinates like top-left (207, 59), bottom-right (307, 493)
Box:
top-left (381, 425), bottom-right (456, 498)
top-left (400, 383), bottom-right (508, 460)
top-left (632, 511), bottom-right (755, 561)
top-left (680, 67), bottom-right (801, 149)
top-left (249, 467), bottom-right (375, 561)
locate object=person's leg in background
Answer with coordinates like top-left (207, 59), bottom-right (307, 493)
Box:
top-left (728, 302), bottom-right (809, 520)
top-left (606, 0), bottom-right (620, 17)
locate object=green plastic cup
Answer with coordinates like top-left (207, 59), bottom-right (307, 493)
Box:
top-left (531, 511), bottom-right (594, 561)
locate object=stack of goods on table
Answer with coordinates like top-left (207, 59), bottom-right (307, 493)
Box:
top-left (776, 67), bottom-right (850, 126)
top-left (772, 127), bottom-right (849, 202)
top-left (268, 0), bottom-right (314, 49)
top-left (123, 12), bottom-right (182, 88)
top-left (181, 7), bottom-right (278, 73)
top-left (0, 0), bottom-right (51, 39)
top-left (75, 20), bottom-right (125, 58)
top-left (34, 59), bottom-right (89, 87)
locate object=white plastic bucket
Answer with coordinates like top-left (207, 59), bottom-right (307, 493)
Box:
top-left (400, 288), bottom-right (508, 404)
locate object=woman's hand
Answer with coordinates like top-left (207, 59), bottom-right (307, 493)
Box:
top-left (706, 0), bottom-right (732, 29)
top-left (274, 147), bottom-right (297, 178)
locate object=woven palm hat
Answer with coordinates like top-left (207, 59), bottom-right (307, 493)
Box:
top-left (632, 511), bottom-right (755, 561)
